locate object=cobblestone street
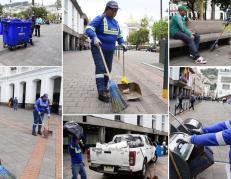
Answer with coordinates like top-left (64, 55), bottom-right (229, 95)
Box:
top-left (63, 50), bottom-right (168, 114)
top-left (170, 43), bottom-right (231, 66)
top-left (0, 24), bottom-right (62, 66)
top-left (63, 152), bottom-right (168, 179)
top-left (0, 106), bottom-right (62, 179)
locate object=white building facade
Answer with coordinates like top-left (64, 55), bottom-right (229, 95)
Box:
top-left (94, 114), bottom-right (168, 133)
top-left (216, 69), bottom-right (231, 98)
top-left (63, 0), bottom-right (89, 51)
top-left (0, 67), bottom-right (62, 114)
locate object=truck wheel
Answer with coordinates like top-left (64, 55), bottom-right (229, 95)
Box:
top-left (151, 153), bottom-right (158, 163)
top-left (138, 160), bottom-right (147, 179)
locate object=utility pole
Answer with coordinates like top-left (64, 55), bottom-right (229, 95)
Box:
top-left (32, 0), bottom-right (34, 6)
top-left (9, 0), bottom-right (12, 17)
top-left (160, 0), bottom-right (163, 20)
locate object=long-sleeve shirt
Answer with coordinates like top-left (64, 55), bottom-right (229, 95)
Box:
top-left (34, 98), bottom-right (50, 114)
top-left (170, 14), bottom-right (192, 37)
top-left (69, 139), bottom-right (83, 164)
top-left (191, 120), bottom-right (231, 163)
top-left (85, 15), bottom-right (125, 51)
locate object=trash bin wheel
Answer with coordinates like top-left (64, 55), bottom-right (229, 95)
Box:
top-left (24, 43), bottom-right (27, 48)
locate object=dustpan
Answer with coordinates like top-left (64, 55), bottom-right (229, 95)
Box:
top-left (118, 50), bottom-right (142, 100)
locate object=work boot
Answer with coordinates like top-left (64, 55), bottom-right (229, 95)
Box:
top-left (38, 126), bottom-right (42, 135)
top-left (98, 91), bottom-right (109, 103)
top-left (32, 131), bottom-right (37, 136)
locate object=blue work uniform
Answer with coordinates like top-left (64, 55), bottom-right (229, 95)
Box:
top-left (32, 98), bottom-right (50, 133)
top-left (85, 15), bottom-right (125, 93)
top-left (69, 138), bottom-right (87, 179)
top-left (191, 120), bottom-right (231, 165)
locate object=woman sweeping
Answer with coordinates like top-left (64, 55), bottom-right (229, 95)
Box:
top-left (85, 1), bottom-right (127, 103)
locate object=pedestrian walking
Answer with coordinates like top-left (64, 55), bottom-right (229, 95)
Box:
top-left (85, 1), bottom-right (127, 103)
top-left (31, 15), bottom-right (36, 36)
top-left (176, 91), bottom-right (183, 112)
top-left (189, 93), bottom-right (196, 110)
top-left (32, 93), bottom-right (50, 136)
top-left (8, 97), bottom-right (13, 108)
top-left (69, 136), bottom-right (87, 179)
top-left (170, 5), bottom-right (206, 64)
top-left (13, 97), bottom-right (18, 111)
top-left (35, 16), bottom-right (43, 37)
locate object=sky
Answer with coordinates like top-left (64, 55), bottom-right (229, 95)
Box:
top-left (77, 0), bottom-right (169, 24)
top-left (1, 0), bottom-right (56, 6)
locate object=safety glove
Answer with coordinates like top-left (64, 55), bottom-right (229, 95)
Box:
top-left (93, 37), bottom-right (101, 47)
top-left (121, 43), bottom-right (127, 52)
top-left (176, 136), bottom-right (192, 144)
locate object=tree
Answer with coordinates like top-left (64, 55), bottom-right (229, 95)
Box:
top-left (140, 17), bottom-right (149, 28)
top-left (182, 0), bottom-right (197, 19)
top-left (211, 0), bottom-right (230, 11)
top-left (152, 20), bottom-right (168, 40)
top-left (127, 28), bottom-right (149, 47)
top-left (55, 0), bottom-right (62, 10)
top-left (47, 13), bottom-right (57, 23)
top-left (0, 4), bottom-right (3, 16)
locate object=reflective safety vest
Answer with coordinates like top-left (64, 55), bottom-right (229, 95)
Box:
top-left (34, 98), bottom-right (50, 114)
top-left (69, 143), bottom-right (83, 164)
top-left (85, 15), bottom-right (124, 51)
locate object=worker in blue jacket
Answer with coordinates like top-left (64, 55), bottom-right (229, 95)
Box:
top-left (69, 136), bottom-right (87, 179)
top-left (178, 120), bottom-right (231, 170)
top-left (85, 0), bottom-right (127, 103)
top-left (32, 93), bottom-right (50, 136)
top-left (225, 5), bottom-right (231, 26)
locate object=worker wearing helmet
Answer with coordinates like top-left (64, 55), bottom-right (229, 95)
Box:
top-left (32, 93), bottom-right (50, 136)
top-left (85, 1), bottom-right (127, 103)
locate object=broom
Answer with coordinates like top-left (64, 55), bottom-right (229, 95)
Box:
top-left (98, 46), bottom-right (128, 113)
top-left (210, 25), bottom-right (228, 51)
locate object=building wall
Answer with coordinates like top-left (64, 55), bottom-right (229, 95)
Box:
top-left (92, 114), bottom-right (168, 133)
top-left (217, 69), bottom-right (231, 98)
top-left (0, 67), bottom-right (62, 110)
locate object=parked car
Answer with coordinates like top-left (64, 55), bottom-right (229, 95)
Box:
top-left (87, 134), bottom-right (157, 178)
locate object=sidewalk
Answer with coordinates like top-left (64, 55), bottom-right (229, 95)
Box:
top-left (0, 106), bottom-right (62, 179)
top-left (63, 50), bottom-right (168, 114)
top-left (0, 24), bottom-right (62, 66)
top-left (170, 43), bottom-right (231, 66)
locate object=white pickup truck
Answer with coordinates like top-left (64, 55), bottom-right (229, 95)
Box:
top-left (87, 134), bottom-right (157, 178)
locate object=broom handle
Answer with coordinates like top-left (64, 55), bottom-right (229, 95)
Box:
top-left (98, 46), bottom-right (111, 80)
top-left (123, 49), bottom-right (125, 77)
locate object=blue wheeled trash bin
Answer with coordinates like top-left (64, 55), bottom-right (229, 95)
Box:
top-left (0, 22), bottom-right (2, 35)
top-left (1, 19), bottom-right (32, 50)
top-left (0, 164), bottom-right (16, 179)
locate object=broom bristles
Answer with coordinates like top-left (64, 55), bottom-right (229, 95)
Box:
top-left (109, 80), bottom-right (128, 113)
